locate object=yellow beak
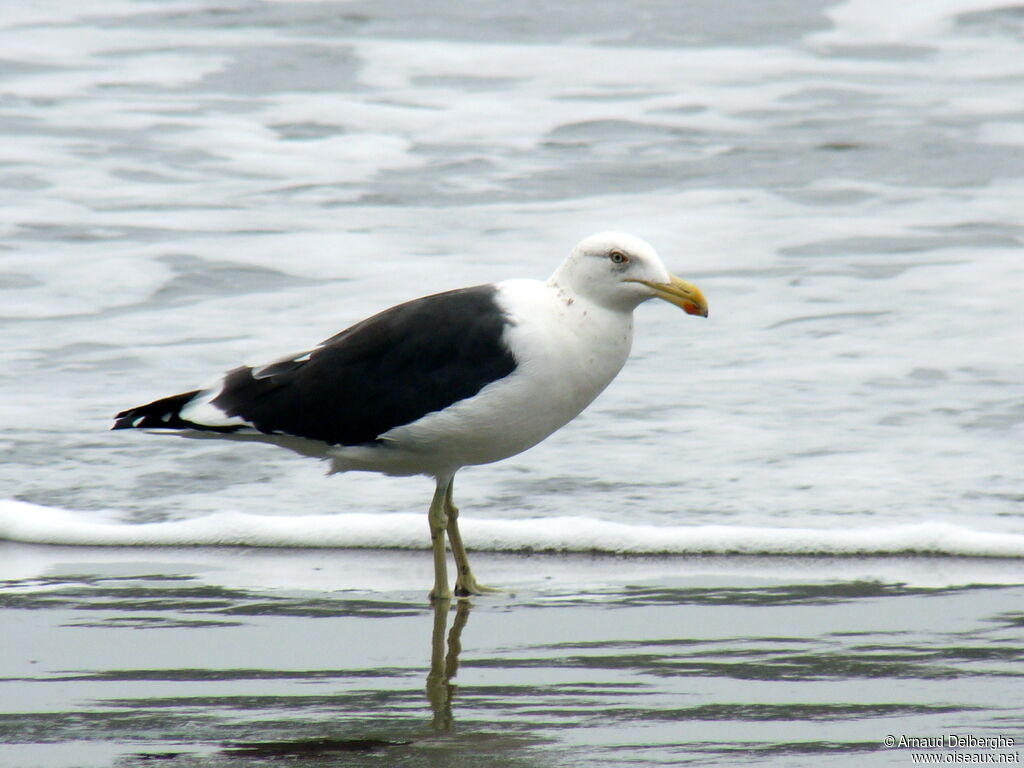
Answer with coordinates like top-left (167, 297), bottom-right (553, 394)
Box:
top-left (633, 275), bottom-right (708, 317)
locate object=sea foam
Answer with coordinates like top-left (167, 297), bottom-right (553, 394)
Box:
top-left (2, 499), bottom-right (1022, 558)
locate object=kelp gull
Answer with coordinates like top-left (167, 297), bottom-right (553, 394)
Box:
top-left (113, 232), bottom-right (708, 600)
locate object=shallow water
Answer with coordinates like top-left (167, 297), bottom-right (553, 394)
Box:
top-left (3, 547), bottom-right (1023, 767)
top-left (1, 0), bottom-right (1023, 764)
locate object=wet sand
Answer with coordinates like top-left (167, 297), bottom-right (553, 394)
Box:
top-left (2, 545), bottom-right (1022, 767)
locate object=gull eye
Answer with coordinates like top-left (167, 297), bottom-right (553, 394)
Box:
top-left (609, 250), bottom-right (629, 264)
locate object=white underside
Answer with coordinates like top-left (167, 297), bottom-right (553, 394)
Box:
top-left (329, 278), bottom-right (634, 478)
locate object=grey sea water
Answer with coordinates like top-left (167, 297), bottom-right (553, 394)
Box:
top-left (1, 0), bottom-right (1021, 532)
top-left (1, 0), bottom-right (1023, 765)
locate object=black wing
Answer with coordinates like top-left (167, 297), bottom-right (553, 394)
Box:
top-left (115, 284), bottom-right (518, 446)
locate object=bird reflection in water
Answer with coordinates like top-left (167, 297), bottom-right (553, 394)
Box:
top-left (221, 599), bottom-right (473, 760)
top-left (426, 598), bottom-right (472, 732)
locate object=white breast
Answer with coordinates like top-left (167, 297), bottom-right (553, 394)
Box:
top-left (496, 278), bottom-right (634, 429)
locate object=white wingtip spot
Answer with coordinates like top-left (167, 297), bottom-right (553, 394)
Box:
top-left (132, 416), bottom-right (145, 427)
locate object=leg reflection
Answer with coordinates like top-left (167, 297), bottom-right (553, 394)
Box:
top-left (425, 598), bottom-right (472, 732)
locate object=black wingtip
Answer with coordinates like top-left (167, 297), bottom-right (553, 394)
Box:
top-left (112, 390), bottom-right (202, 431)
top-left (110, 413), bottom-right (134, 430)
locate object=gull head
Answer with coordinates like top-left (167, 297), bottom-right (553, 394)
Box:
top-left (550, 231), bottom-right (708, 316)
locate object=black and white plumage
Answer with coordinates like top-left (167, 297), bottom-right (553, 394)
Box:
top-left (113, 232), bottom-right (708, 600)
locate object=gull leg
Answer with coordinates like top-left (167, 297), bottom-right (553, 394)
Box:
top-left (428, 477), bottom-right (452, 601)
top-left (444, 478), bottom-right (499, 596)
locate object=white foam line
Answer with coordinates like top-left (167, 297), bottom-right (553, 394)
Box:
top-left (3, 499), bottom-right (1023, 558)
